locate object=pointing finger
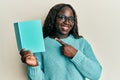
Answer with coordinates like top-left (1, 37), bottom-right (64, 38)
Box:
top-left (55, 38), bottom-right (66, 46)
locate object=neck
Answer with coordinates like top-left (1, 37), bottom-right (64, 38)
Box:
top-left (49, 32), bottom-right (69, 39)
top-left (55, 33), bottom-right (69, 39)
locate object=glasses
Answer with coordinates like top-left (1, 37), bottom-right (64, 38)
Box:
top-left (57, 15), bottom-right (75, 24)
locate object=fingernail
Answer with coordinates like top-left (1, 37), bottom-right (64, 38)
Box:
top-left (55, 37), bottom-right (59, 40)
top-left (22, 48), bottom-right (26, 51)
top-left (28, 50), bottom-right (32, 53)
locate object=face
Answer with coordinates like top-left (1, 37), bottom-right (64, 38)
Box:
top-left (55, 6), bottom-right (75, 38)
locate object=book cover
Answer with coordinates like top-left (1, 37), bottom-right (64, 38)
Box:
top-left (14, 20), bottom-right (45, 53)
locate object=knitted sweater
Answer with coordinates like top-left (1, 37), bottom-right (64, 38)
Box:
top-left (28, 35), bottom-right (102, 80)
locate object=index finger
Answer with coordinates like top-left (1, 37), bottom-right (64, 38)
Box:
top-left (55, 38), bottom-right (66, 46)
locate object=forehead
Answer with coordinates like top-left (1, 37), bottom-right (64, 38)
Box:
top-left (58, 6), bottom-right (74, 16)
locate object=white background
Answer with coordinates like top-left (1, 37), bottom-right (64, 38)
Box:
top-left (0, 0), bottom-right (120, 80)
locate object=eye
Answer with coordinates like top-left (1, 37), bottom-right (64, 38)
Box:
top-left (57, 15), bottom-right (75, 24)
top-left (68, 16), bottom-right (74, 21)
top-left (57, 15), bottom-right (66, 21)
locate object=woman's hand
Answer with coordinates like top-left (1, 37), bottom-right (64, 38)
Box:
top-left (55, 38), bottom-right (77, 58)
top-left (19, 49), bottom-right (38, 66)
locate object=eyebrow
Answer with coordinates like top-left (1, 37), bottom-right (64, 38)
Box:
top-left (57, 14), bottom-right (74, 17)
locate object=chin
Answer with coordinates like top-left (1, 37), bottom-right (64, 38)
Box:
top-left (61, 32), bottom-right (69, 35)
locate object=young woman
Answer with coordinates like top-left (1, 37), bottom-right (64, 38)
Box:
top-left (20, 3), bottom-right (102, 80)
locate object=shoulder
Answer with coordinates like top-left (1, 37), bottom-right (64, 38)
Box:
top-left (77, 36), bottom-right (92, 48)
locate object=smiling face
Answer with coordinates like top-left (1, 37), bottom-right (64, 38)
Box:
top-left (55, 6), bottom-right (75, 38)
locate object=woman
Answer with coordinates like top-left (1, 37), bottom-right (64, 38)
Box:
top-left (20, 3), bottom-right (102, 80)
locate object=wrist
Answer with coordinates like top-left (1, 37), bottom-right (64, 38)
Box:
top-left (70, 50), bottom-right (77, 59)
top-left (28, 61), bottom-right (38, 67)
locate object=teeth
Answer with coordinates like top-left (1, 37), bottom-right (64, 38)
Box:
top-left (62, 27), bottom-right (68, 30)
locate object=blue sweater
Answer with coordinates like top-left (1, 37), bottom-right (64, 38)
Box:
top-left (28, 35), bottom-right (102, 80)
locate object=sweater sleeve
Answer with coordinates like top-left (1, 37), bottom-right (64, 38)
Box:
top-left (71, 39), bottom-right (102, 80)
top-left (27, 53), bottom-right (44, 80)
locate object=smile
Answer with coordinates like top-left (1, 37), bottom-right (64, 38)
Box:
top-left (61, 26), bottom-right (69, 31)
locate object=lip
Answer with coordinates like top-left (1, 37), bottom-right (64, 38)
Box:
top-left (61, 26), bottom-right (70, 31)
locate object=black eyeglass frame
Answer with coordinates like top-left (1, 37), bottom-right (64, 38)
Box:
top-left (56, 15), bottom-right (75, 24)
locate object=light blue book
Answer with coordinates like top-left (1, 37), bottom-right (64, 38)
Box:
top-left (14, 20), bottom-right (45, 53)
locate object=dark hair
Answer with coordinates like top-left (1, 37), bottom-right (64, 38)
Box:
top-left (43, 3), bottom-right (82, 38)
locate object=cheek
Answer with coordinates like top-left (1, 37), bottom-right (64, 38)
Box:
top-left (70, 24), bottom-right (74, 30)
top-left (55, 20), bottom-right (62, 29)
top-left (56, 20), bottom-right (62, 26)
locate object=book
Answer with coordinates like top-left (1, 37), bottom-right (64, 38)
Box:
top-left (14, 20), bottom-right (45, 53)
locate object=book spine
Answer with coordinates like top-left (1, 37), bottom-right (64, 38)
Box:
top-left (14, 23), bottom-right (22, 51)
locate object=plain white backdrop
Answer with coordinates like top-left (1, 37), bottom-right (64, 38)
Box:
top-left (0, 0), bottom-right (120, 80)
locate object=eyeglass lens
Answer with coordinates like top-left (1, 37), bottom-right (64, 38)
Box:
top-left (57, 15), bottom-right (75, 24)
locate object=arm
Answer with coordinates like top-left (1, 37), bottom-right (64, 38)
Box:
top-left (71, 39), bottom-right (102, 80)
top-left (27, 53), bottom-right (44, 80)
top-left (55, 38), bottom-right (102, 80)
top-left (19, 49), bottom-right (44, 80)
